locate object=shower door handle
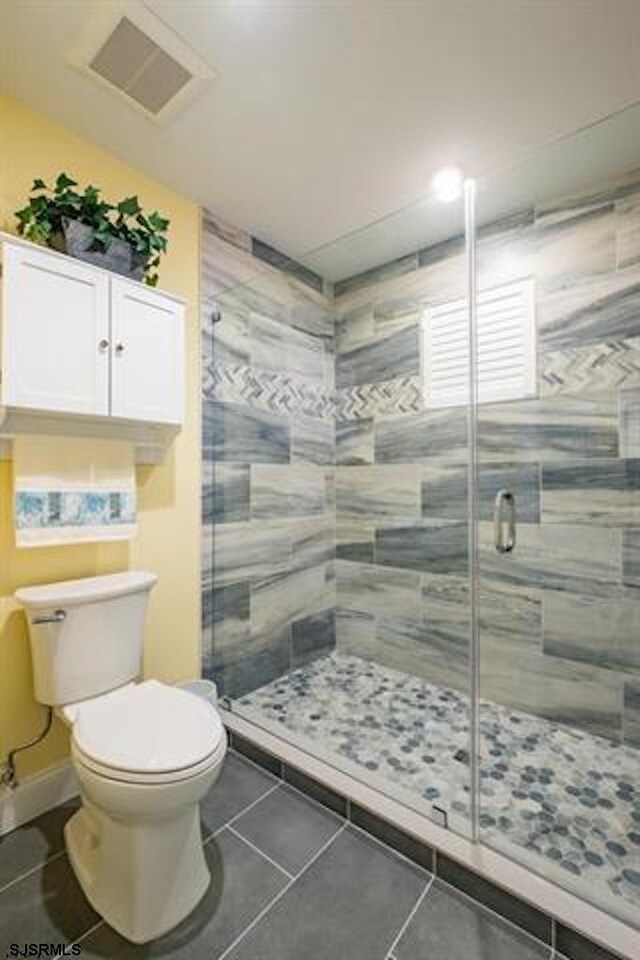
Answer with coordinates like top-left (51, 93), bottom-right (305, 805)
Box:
top-left (494, 490), bottom-right (516, 554)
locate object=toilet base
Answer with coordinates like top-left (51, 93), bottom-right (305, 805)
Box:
top-left (65, 799), bottom-right (210, 944)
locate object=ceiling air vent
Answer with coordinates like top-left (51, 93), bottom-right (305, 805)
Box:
top-left (67, 3), bottom-right (214, 123)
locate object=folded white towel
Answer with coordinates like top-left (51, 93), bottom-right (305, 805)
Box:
top-left (13, 436), bottom-right (137, 548)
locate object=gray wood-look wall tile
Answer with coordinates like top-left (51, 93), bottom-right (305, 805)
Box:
top-left (616, 193), bottom-right (640, 269)
top-left (480, 631), bottom-right (623, 742)
top-left (205, 462), bottom-right (250, 524)
top-left (251, 564), bottom-right (331, 636)
top-left (422, 462), bottom-right (540, 522)
top-left (538, 265), bottom-right (640, 349)
top-left (292, 416), bottom-right (335, 465)
top-left (336, 419), bottom-right (374, 465)
top-left (375, 409), bottom-right (468, 464)
top-left (292, 608), bottom-right (336, 668)
top-left (204, 400), bottom-right (290, 463)
top-left (478, 521), bottom-right (620, 597)
top-left (250, 312), bottom-right (326, 384)
top-left (251, 465), bottom-right (327, 519)
top-left (336, 559), bottom-right (421, 622)
top-left (542, 459), bottom-right (640, 525)
top-left (478, 399), bottom-right (618, 462)
top-left (543, 588), bottom-right (640, 674)
top-left (624, 681), bottom-right (640, 746)
top-left (336, 465), bottom-right (420, 520)
top-left (619, 387), bottom-right (640, 458)
top-left (336, 520), bottom-right (374, 563)
top-left (336, 323), bottom-right (420, 388)
top-left (622, 528), bottom-right (640, 586)
top-left (376, 521), bottom-right (468, 575)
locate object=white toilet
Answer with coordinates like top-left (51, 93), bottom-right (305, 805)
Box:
top-left (15, 571), bottom-right (227, 945)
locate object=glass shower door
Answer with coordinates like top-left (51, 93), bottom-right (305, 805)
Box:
top-left (474, 101), bottom-right (640, 927)
top-left (202, 186), bottom-right (478, 839)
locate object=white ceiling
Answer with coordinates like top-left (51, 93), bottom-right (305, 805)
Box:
top-left (2, 0), bottom-right (640, 280)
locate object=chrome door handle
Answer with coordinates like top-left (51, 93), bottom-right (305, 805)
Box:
top-left (32, 609), bottom-right (67, 625)
top-left (494, 489), bottom-right (516, 554)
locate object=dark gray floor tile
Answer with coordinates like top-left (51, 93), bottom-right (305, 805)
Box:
top-left (437, 853), bottom-right (552, 943)
top-left (349, 804), bottom-right (434, 872)
top-left (230, 734), bottom-right (283, 777)
top-left (395, 880), bottom-right (550, 960)
top-left (555, 923), bottom-right (624, 960)
top-left (233, 784), bottom-right (343, 875)
top-left (282, 765), bottom-right (348, 816)
top-left (0, 852), bottom-right (98, 946)
top-left (200, 751), bottom-right (277, 838)
top-left (78, 829), bottom-right (288, 958)
top-left (0, 799), bottom-right (79, 890)
top-left (225, 826), bottom-right (427, 960)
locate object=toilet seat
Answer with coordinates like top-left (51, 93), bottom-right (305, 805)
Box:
top-left (71, 679), bottom-right (225, 782)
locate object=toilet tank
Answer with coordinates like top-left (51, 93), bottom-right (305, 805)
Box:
top-left (15, 571), bottom-right (157, 706)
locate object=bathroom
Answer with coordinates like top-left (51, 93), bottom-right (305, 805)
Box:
top-left (1, 2), bottom-right (640, 958)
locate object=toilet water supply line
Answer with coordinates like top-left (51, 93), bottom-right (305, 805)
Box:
top-left (1, 706), bottom-right (53, 789)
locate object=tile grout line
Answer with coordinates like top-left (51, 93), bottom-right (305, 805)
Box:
top-left (71, 919), bottom-right (104, 948)
top-left (216, 822), bottom-right (348, 960)
top-left (278, 775), bottom-right (347, 825)
top-left (218, 747), bottom-right (555, 955)
top-left (204, 782), bottom-right (281, 844)
top-left (347, 818), bottom-right (433, 879)
top-left (226, 824), bottom-right (295, 881)
top-left (228, 745), bottom-right (282, 784)
top-left (432, 872), bottom-right (554, 954)
top-left (384, 875), bottom-right (434, 959)
top-left (0, 848), bottom-right (67, 897)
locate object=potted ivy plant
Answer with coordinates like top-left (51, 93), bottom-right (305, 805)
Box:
top-left (14, 173), bottom-right (169, 286)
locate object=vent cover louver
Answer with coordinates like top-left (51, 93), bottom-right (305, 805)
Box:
top-left (422, 277), bottom-right (537, 408)
top-left (66, 3), bottom-right (214, 123)
top-left (90, 17), bottom-right (192, 116)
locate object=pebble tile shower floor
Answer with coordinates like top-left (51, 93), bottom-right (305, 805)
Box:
top-left (0, 750), bottom-right (573, 960)
top-left (239, 651), bottom-right (640, 915)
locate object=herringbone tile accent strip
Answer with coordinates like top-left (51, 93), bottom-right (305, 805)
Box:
top-left (204, 361), bottom-right (335, 419)
top-left (336, 375), bottom-right (425, 420)
top-left (540, 337), bottom-right (640, 396)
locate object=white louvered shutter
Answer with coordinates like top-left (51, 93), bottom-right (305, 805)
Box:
top-left (422, 277), bottom-right (536, 408)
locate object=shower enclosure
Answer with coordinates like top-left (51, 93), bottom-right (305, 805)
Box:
top-left (202, 102), bottom-right (640, 938)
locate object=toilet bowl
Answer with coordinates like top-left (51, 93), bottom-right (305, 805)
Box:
top-left (61, 680), bottom-right (227, 943)
top-left (15, 571), bottom-right (228, 944)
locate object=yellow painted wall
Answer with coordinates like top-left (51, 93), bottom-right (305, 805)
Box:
top-left (0, 95), bottom-right (201, 780)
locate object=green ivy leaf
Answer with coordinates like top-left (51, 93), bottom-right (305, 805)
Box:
top-left (117, 196), bottom-right (141, 217)
top-left (32, 178), bottom-right (47, 191)
top-left (55, 172), bottom-right (77, 192)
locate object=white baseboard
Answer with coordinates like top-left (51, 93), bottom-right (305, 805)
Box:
top-left (0, 761), bottom-right (79, 836)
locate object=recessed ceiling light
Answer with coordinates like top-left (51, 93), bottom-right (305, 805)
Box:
top-left (432, 167), bottom-right (463, 203)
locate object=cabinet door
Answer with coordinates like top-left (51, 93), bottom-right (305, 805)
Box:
top-left (110, 278), bottom-right (185, 424)
top-left (1, 242), bottom-right (110, 415)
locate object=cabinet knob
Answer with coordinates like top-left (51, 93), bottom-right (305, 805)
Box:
top-left (98, 339), bottom-right (109, 351)
top-left (115, 343), bottom-right (125, 355)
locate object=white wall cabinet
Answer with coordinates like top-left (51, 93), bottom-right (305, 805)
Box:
top-left (0, 235), bottom-right (185, 430)
top-left (110, 278), bottom-right (184, 424)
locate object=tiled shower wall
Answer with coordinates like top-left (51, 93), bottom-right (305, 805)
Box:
top-left (201, 212), bottom-right (336, 698)
top-left (333, 170), bottom-right (640, 746)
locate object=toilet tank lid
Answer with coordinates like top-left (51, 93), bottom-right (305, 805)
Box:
top-left (15, 571), bottom-right (157, 609)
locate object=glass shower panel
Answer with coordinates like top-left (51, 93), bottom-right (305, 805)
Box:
top-left (474, 101), bottom-right (640, 927)
top-left (201, 189), bottom-right (477, 837)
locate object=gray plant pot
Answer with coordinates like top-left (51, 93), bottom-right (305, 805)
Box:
top-left (50, 217), bottom-right (147, 281)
